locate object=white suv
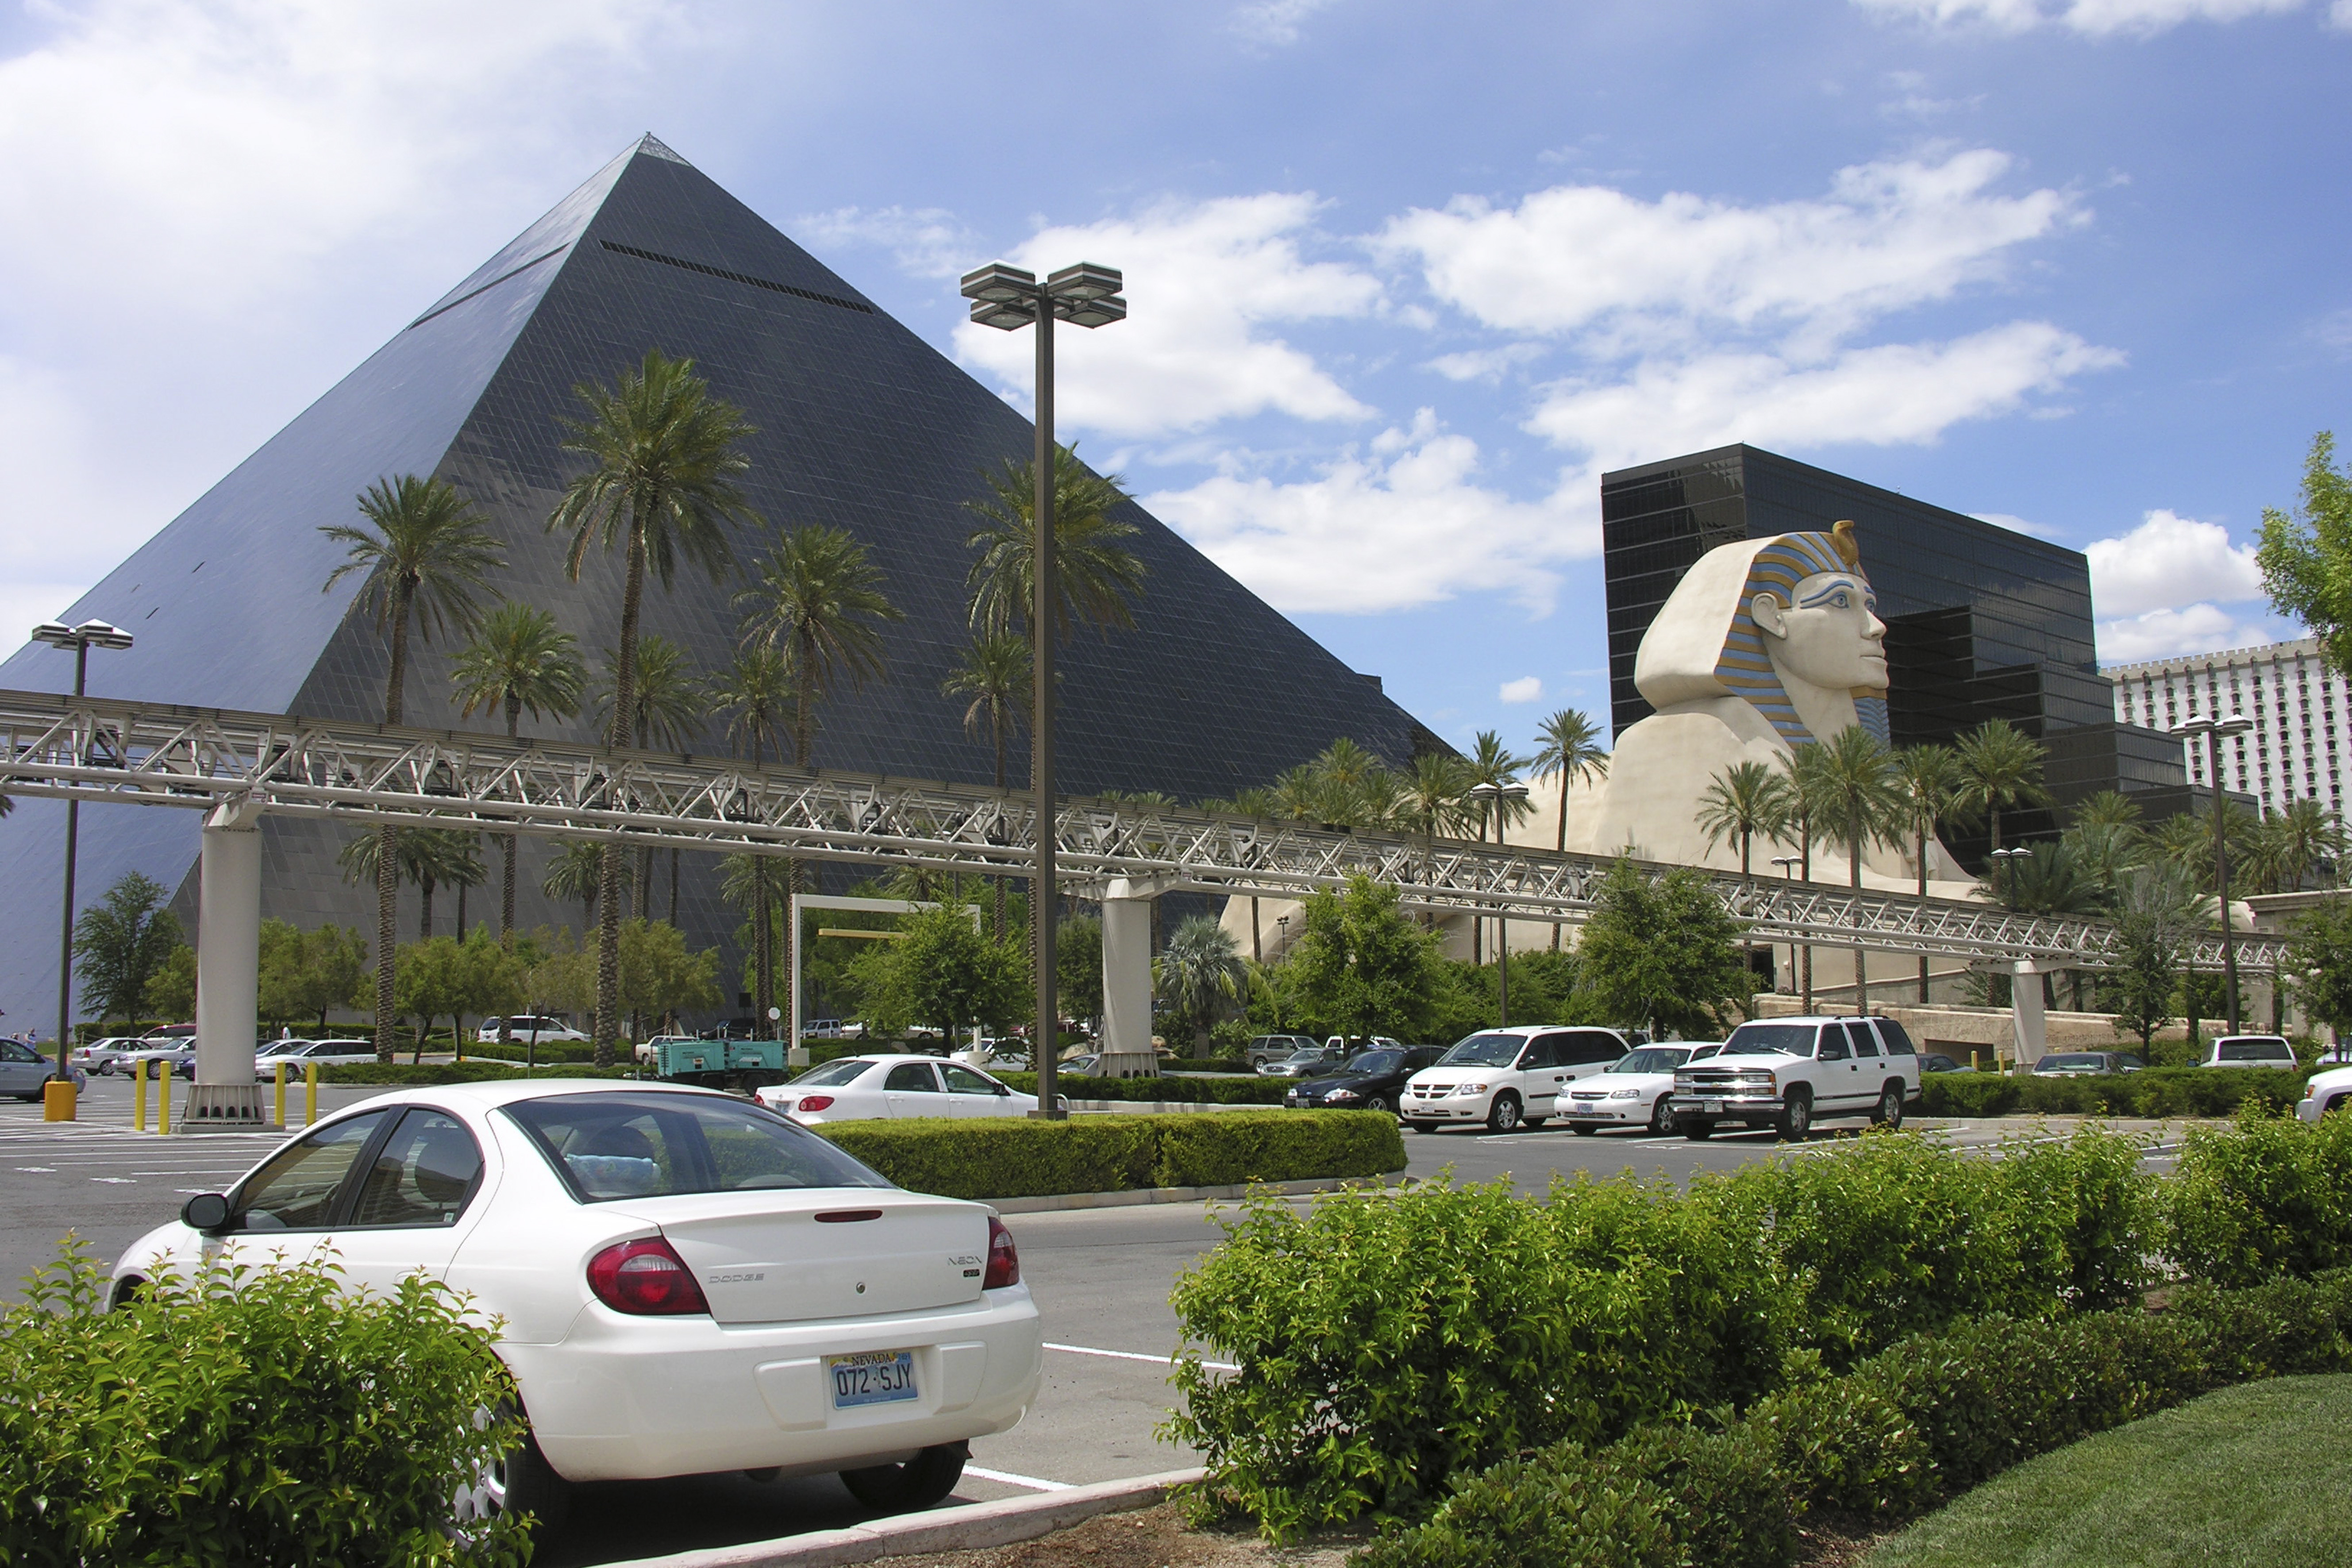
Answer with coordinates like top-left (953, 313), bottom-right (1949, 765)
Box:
top-left (2199, 1035), bottom-right (2299, 1071)
top-left (477, 1016), bottom-right (591, 1045)
top-left (1402, 1026), bottom-right (1633, 1134)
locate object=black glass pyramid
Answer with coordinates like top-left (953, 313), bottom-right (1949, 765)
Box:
top-left (0, 136), bottom-right (1436, 1021)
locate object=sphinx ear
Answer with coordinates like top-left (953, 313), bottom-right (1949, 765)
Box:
top-left (1751, 591), bottom-right (1790, 641)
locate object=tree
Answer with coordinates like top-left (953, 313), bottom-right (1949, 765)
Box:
top-left (321, 472), bottom-right (504, 1060)
top-left (709, 645), bottom-right (795, 1029)
top-left (1697, 760), bottom-right (1788, 881)
top-left (1886, 744), bottom-right (1961, 1002)
top-left (615, 919), bottom-right (724, 1040)
top-left (1952, 718), bottom-right (2050, 857)
top-left (2260, 797), bottom-right (2346, 893)
top-left (451, 603), bottom-right (584, 945)
top-left (1530, 709), bottom-right (1608, 951)
top-left (396, 931), bottom-right (524, 1061)
top-left (881, 904), bottom-right (1024, 1044)
top-left (543, 840), bottom-right (621, 932)
top-left (141, 942), bottom-right (197, 1023)
top-left (2257, 431), bottom-right (2352, 673)
top-left (256, 921), bottom-right (368, 1032)
top-left (593, 631), bottom-right (704, 922)
top-left (548, 347), bottom-right (759, 1065)
top-left (1055, 914), bottom-right (1102, 1035)
top-left (962, 445), bottom-right (1147, 643)
top-left (736, 522), bottom-right (903, 1053)
top-left (1463, 730), bottom-right (1533, 965)
top-left (1574, 860), bottom-right (1755, 1039)
top-left (1155, 915), bottom-right (1247, 1054)
top-left (1284, 874), bottom-right (1450, 1040)
top-left (943, 631), bottom-right (1033, 942)
top-left (2289, 898), bottom-right (2352, 1054)
top-left (1397, 752), bottom-right (1473, 921)
top-left (2110, 864), bottom-right (2198, 1053)
top-left (337, 828), bottom-right (485, 942)
top-left (71, 871), bottom-right (185, 1028)
top-left (1808, 726), bottom-right (1904, 1011)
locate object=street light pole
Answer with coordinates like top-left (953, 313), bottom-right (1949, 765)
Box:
top-left (31, 620), bottom-right (135, 1104)
top-left (2175, 714), bottom-right (2255, 1033)
top-left (961, 261), bottom-right (1126, 1122)
top-left (1771, 855), bottom-right (1804, 1008)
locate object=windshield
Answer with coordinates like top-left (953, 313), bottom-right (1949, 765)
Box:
top-left (2040, 1054), bottom-right (2102, 1070)
top-left (1440, 1032), bottom-right (1524, 1068)
top-left (1608, 1048), bottom-right (1693, 1075)
top-left (1285, 1048), bottom-right (1328, 1062)
top-left (1721, 1024), bottom-right (1816, 1058)
top-left (790, 1057), bottom-right (875, 1087)
top-left (504, 1091), bottom-right (889, 1202)
top-left (1343, 1050), bottom-right (1403, 1075)
top-left (2218, 1040), bottom-right (2289, 1060)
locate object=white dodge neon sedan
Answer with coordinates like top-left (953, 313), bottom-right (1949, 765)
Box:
top-left (753, 1055), bottom-right (1043, 1125)
top-left (110, 1080), bottom-right (1043, 1525)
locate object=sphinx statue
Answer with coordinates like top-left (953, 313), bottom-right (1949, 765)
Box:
top-left (1574, 521), bottom-right (1966, 890)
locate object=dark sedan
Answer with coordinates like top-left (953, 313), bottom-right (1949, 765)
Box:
top-left (2032, 1051), bottom-right (2145, 1076)
top-left (1285, 1045), bottom-right (1446, 1114)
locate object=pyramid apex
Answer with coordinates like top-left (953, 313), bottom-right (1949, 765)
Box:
top-left (633, 133), bottom-right (692, 166)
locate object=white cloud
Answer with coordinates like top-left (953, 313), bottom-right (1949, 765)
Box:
top-left (1229, 0), bottom-right (1344, 46)
top-left (2098, 604), bottom-right (2288, 663)
top-left (1971, 510), bottom-right (2070, 540)
top-left (1378, 150), bottom-right (2080, 347)
top-left (794, 205), bottom-right (983, 280)
top-left (954, 194), bottom-right (1380, 439)
top-left (2085, 509), bottom-right (2264, 618)
top-left (1424, 343), bottom-right (1545, 382)
top-left (1498, 676), bottom-right (1544, 703)
top-left (1855, 0), bottom-right (2306, 33)
top-left (1525, 321), bottom-right (2121, 462)
top-left (1141, 409), bottom-right (1592, 615)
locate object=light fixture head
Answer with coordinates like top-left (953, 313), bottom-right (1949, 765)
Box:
top-left (959, 262), bottom-right (1038, 304)
top-left (1044, 262), bottom-right (1123, 301)
top-left (2214, 716), bottom-right (2255, 737)
top-left (30, 621), bottom-right (75, 648)
top-left (967, 298), bottom-right (1038, 331)
top-left (1056, 294), bottom-right (1126, 329)
top-left (31, 619), bottom-right (132, 651)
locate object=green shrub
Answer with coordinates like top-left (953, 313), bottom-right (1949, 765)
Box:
top-left (993, 1070), bottom-right (1291, 1104)
top-left (2168, 1107), bottom-right (2352, 1287)
top-left (0, 1241), bottom-right (529, 1567)
top-left (1919, 1066), bottom-right (2307, 1119)
top-left (319, 1061), bottom-right (637, 1086)
top-left (814, 1110), bottom-right (1400, 1202)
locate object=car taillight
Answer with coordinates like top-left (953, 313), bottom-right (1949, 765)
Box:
top-left (586, 1237), bottom-right (709, 1316)
top-left (983, 1216), bottom-right (1020, 1289)
top-left (797, 1094), bottom-right (835, 1113)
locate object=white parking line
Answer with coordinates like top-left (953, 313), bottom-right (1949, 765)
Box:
top-left (964, 1464), bottom-right (1070, 1492)
top-left (1045, 1341), bottom-right (1240, 1373)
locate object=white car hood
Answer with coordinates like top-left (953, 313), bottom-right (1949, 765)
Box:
top-left (1571, 1071), bottom-right (1677, 1094)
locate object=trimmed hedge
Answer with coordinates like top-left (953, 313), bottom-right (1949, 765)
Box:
top-left (2171, 1107), bottom-right (2352, 1287)
top-left (814, 1109), bottom-right (1403, 1202)
top-left (993, 1071), bottom-right (1292, 1105)
top-left (1351, 1269), bottom-right (2352, 1568)
top-left (317, 1061), bottom-right (639, 1086)
top-left (1920, 1065), bottom-right (2307, 1119)
top-left (464, 1039), bottom-right (597, 1063)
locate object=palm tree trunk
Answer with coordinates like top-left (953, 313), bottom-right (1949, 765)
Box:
top-left (1916, 825), bottom-right (1931, 1004)
top-left (669, 848), bottom-right (680, 927)
top-left (992, 716), bottom-right (1007, 944)
top-left (456, 880), bottom-right (468, 940)
top-left (502, 697), bottom-right (521, 947)
top-left (785, 657), bottom-right (816, 1054)
top-left (1851, 841), bottom-right (1867, 1014)
top-left (1552, 785), bottom-right (1568, 952)
top-left (420, 875), bottom-right (435, 943)
top-left (373, 825), bottom-right (399, 1062)
top-left (594, 524), bottom-right (648, 1067)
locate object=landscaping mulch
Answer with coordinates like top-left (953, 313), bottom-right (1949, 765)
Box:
top-left (1793, 1513), bottom-right (1898, 1568)
top-left (872, 1502), bottom-right (1361, 1568)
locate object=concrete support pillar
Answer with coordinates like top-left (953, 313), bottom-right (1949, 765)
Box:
top-left (1099, 877), bottom-right (1163, 1078)
top-left (2009, 959), bottom-right (2046, 1072)
top-left (187, 803), bottom-right (269, 1129)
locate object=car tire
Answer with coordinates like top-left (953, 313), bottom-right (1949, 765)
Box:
top-left (1775, 1088), bottom-right (1813, 1142)
top-left (1571, 1124), bottom-right (1598, 1137)
top-left (454, 1404), bottom-right (573, 1533)
top-left (1485, 1093), bottom-right (1523, 1133)
top-left (1682, 1119), bottom-right (1716, 1141)
top-left (1650, 1096), bottom-right (1677, 1135)
top-left (840, 1441), bottom-right (968, 1513)
top-left (1369, 1093), bottom-right (1398, 1115)
top-left (1874, 1083), bottom-right (1905, 1129)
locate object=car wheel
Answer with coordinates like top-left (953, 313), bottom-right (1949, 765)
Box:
top-left (1369, 1093), bottom-right (1398, 1115)
top-left (98, 1061), bottom-right (116, 1076)
top-left (1875, 1083), bottom-right (1905, 1130)
top-left (1682, 1119), bottom-right (1716, 1141)
top-left (840, 1441), bottom-right (968, 1512)
top-left (453, 1403), bottom-right (573, 1533)
top-left (1485, 1094), bottom-right (1522, 1133)
top-left (1572, 1124), bottom-right (1598, 1137)
top-left (1775, 1088), bottom-right (1813, 1142)
top-left (1649, 1096), bottom-right (1677, 1135)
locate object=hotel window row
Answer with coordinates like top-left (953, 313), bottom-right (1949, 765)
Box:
top-left (2108, 636), bottom-right (2348, 817)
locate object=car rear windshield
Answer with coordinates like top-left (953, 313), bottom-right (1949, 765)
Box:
top-left (2041, 1054), bottom-right (2102, 1070)
top-left (2219, 1040), bottom-right (2291, 1060)
top-left (1609, 1048), bottom-right (1693, 1075)
top-left (1721, 1024), bottom-right (1816, 1057)
top-left (503, 1092), bottom-right (890, 1202)
top-left (790, 1057), bottom-right (876, 1087)
top-left (1440, 1032), bottom-right (1524, 1067)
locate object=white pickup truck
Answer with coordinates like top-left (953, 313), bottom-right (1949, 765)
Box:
top-left (1669, 1015), bottom-right (1923, 1140)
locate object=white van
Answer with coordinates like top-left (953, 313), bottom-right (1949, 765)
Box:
top-left (1402, 1025), bottom-right (1634, 1133)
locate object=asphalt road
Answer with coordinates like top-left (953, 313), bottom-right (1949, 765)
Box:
top-left (0, 1083), bottom-right (2154, 1564)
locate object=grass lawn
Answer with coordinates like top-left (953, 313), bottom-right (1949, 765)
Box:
top-left (1868, 1374), bottom-right (2352, 1567)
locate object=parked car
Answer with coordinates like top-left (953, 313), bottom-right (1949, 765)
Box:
top-left (119, 1040), bottom-right (199, 1079)
top-left (1559, 1043), bottom-right (1725, 1136)
top-left (752, 1056), bottom-right (1043, 1125)
top-left (140, 1023), bottom-right (196, 1041)
top-left (71, 1037), bottom-right (146, 1075)
top-left (2199, 1035), bottom-right (2299, 1071)
top-left (255, 1038), bottom-right (381, 1069)
top-left (1920, 1052), bottom-right (1973, 1075)
top-left (954, 1039), bottom-right (1029, 1072)
top-left (2297, 1065), bottom-right (2352, 1121)
top-left (477, 1016), bottom-right (590, 1045)
top-left (1285, 1045), bottom-right (1446, 1113)
top-left (112, 1080), bottom-right (1039, 1524)
top-left (2032, 1051), bottom-right (2144, 1076)
top-left (1401, 1025), bottom-right (1635, 1133)
top-left (1671, 1016), bottom-right (1923, 1140)
top-left (1258, 1044), bottom-right (1347, 1079)
top-left (1243, 1033), bottom-right (1320, 1068)
top-left (634, 1035), bottom-right (699, 1067)
top-left (1055, 1053), bottom-right (1101, 1077)
top-left (0, 1037), bottom-right (84, 1100)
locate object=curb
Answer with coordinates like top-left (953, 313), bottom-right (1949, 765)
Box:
top-left (991, 1172), bottom-right (1400, 1214)
top-left (597, 1466), bottom-right (1205, 1568)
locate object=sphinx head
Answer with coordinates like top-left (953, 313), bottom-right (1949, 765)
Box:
top-left (1632, 520), bottom-right (1890, 746)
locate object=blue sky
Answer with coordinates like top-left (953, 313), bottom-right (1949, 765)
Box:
top-left (0, 0), bottom-right (2346, 759)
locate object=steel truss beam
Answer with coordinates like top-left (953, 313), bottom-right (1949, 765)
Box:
top-left (0, 690), bottom-right (2283, 971)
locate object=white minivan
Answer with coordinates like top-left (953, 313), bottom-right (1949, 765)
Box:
top-left (1402, 1025), bottom-right (1635, 1133)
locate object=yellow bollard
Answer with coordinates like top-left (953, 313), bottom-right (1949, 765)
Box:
top-left (274, 1061), bottom-right (288, 1129)
top-left (133, 1058), bottom-right (147, 1132)
top-left (44, 1077), bottom-right (75, 1121)
top-left (305, 1062), bottom-right (318, 1127)
top-left (158, 1068), bottom-right (171, 1136)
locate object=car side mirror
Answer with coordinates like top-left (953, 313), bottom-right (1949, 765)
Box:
top-left (994, 1084), bottom-right (1011, 1096)
top-left (181, 1192), bottom-right (231, 1233)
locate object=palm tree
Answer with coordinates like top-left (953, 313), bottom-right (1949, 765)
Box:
top-left (593, 632), bottom-right (705, 923)
top-left (2071, 790), bottom-right (2145, 831)
top-left (1890, 744), bottom-right (1961, 1002)
top-left (1271, 764), bottom-right (1324, 824)
top-left (943, 632), bottom-right (1033, 942)
top-left (2267, 797), bottom-right (2347, 891)
top-left (543, 840), bottom-right (623, 934)
top-left (1777, 743), bottom-right (1835, 1009)
top-left (736, 522), bottom-right (903, 1048)
top-left (1806, 726), bottom-right (1904, 1012)
top-left (548, 349), bottom-right (758, 1063)
top-left (320, 473), bottom-right (503, 1059)
top-left (1697, 760), bottom-right (1787, 882)
top-left (963, 445), bottom-right (1147, 642)
top-left (450, 604), bottom-right (585, 946)
top-left (1463, 730), bottom-right (1533, 965)
top-left (709, 645), bottom-right (794, 1029)
top-left (1529, 709), bottom-right (1608, 952)
top-left (1978, 840), bottom-right (2110, 1010)
top-left (1154, 914), bottom-right (1246, 1056)
top-left (1952, 719), bottom-right (2051, 858)
top-left (337, 828), bottom-right (486, 943)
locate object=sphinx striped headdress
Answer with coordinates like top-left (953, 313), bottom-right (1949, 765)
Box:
top-left (1712, 522), bottom-right (1888, 747)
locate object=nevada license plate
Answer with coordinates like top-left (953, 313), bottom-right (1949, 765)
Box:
top-left (1702, 1099), bottom-right (1724, 1113)
top-left (1570, 1108), bottom-right (1607, 1117)
top-left (828, 1349), bottom-right (918, 1409)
